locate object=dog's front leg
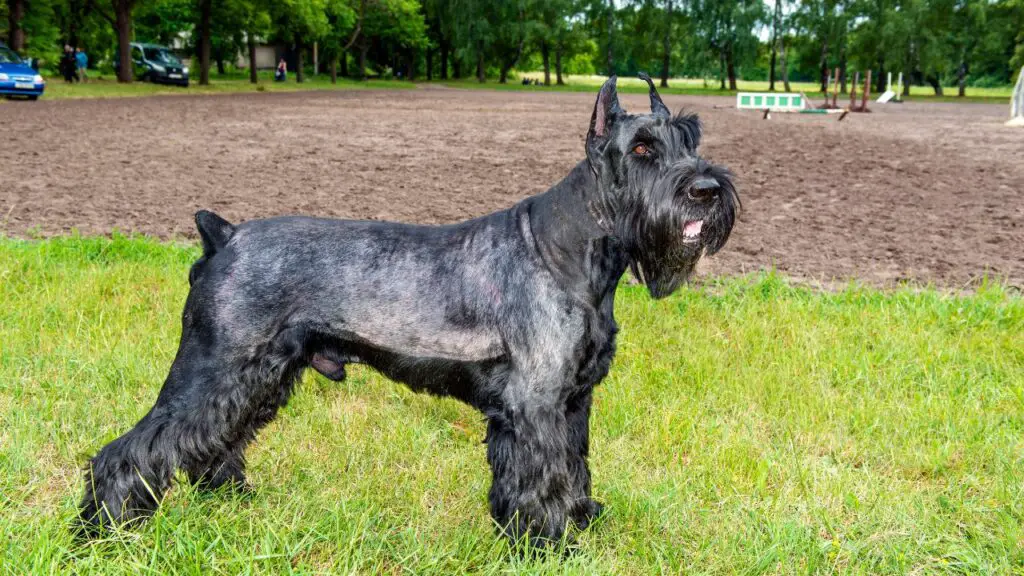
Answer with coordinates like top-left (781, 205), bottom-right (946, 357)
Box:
top-left (566, 391), bottom-right (604, 529)
top-left (487, 375), bottom-right (573, 548)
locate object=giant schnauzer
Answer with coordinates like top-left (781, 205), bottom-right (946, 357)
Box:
top-left (78, 74), bottom-right (739, 546)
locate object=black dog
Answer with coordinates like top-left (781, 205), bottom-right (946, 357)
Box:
top-left (78, 74), bottom-right (738, 546)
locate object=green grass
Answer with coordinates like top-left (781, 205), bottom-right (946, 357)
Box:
top-left (30, 70), bottom-right (413, 101)
top-left (459, 74), bottom-right (1015, 103)
top-left (18, 69), bottom-right (1013, 103)
top-left (2, 235), bottom-right (1023, 574)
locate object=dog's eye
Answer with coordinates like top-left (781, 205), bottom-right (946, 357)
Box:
top-left (632, 143), bottom-right (650, 156)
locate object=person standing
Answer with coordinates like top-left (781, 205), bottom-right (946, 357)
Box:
top-left (60, 45), bottom-right (76, 83)
top-left (75, 47), bottom-right (88, 83)
top-left (275, 58), bottom-right (287, 82)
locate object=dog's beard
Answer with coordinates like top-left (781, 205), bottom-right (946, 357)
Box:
top-left (619, 161), bottom-right (738, 299)
top-left (629, 229), bottom-right (705, 299)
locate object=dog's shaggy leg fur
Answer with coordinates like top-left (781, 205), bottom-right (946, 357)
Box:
top-left (79, 325), bottom-right (305, 533)
top-left (566, 392), bottom-right (603, 529)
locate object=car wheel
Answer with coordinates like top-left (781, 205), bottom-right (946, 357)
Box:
top-left (27, 95), bottom-right (38, 101)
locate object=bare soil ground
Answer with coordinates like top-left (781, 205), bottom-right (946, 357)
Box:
top-left (2, 88), bottom-right (1021, 287)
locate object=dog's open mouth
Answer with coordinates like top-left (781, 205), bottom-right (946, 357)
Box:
top-left (683, 220), bottom-right (703, 242)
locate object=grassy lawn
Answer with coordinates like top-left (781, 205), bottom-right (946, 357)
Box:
top-left (18, 69), bottom-right (1013, 103)
top-left (30, 71), bottom-right (413, 101)
top-left (1, 235), bottom-right (1022, 574)
top-left (441, 74), bottom-right (1012, 103)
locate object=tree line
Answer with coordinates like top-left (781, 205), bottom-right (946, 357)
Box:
top-left (3, 0), bottom-right (1022, 93)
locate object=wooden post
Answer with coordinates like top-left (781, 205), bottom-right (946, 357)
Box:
top-left (313, 42), bottom-right (318, 76)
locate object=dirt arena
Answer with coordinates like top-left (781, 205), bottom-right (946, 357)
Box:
top-left (2, 87), bottom-right (1021, 287)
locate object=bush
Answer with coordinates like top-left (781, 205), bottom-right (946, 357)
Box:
top-left (969, 74), bottom-right (1015, 88)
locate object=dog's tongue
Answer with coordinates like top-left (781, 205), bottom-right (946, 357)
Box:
top-left (683, 220), bottom-right (704, 238)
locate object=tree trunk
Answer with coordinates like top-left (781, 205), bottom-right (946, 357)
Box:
top-left (719, 49), bottom-right (726, 91)
top-left (341, 50), bottom-right (348, 77)
top-left (780, 36), bottom-right (790, 92)
top-left (330, 58), bottom-right (337, 83)
top-left (247, 35), bottom-right (257, 83)
top-left (296, 40), bottom-right (304, 83)
top-left (606, 0), bottom-right (614, 76)
top-left (68, 0), bottom-right (81, 49)
top-left (726, 44), bottom-right (737, 90)
top-left (819, 39), bottom-right (829, 92)
top-left (927, 75), bottom-right (942, 96)
top-left (114, 0), bottom-right (135, 83)
top-left (839, 45), bottom-right (847, 94)
top-left (768, 0), bottom-right (780, 91)
top-left (453, 55), bottom-right (462, 79)
top-left (957, 60), bottom-right (966, 97)
top-left (357, 44), bottom-right (367, 79)
top-left (660, 0), bottom-right (672, 88)
top-left (876, 53), bottom-right (884, 95)
top-left (7, 0), bottom-right (26, 52)
top-left (198, 0), bottom-right (211, 85)
top-left (439, 39), bottom-right (449, 80)
top-left (476, 42), bottom-right (485, 83)
top-left (426, 46), bottom-right (433, 80)
top-left (541, 41), bottom-right (550, 86)
top-left (215, 51), bottom-right (225, 75)
top-left (555, 46), bottom-right (564, 85)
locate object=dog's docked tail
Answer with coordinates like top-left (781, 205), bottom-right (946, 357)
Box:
top-left (189, 210), bottom-right (236, 285)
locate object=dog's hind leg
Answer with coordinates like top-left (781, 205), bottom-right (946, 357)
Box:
top-left (182, 326), bottom-right (307, 492)
top-left (78, 325), bottom-right (306, 533)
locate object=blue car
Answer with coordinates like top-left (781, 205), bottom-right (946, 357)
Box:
top-left (0, 42), bottom-right (44, 100)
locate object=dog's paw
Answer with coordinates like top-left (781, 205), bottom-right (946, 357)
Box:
top-left (572, 498), bottom-right (606, 530)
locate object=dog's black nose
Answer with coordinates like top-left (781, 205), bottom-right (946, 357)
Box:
top-left (688, 177), bottom-right (720, 201)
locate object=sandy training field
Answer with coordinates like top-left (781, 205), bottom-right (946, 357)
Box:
top-left (3, 87), bottom-right (1021, 287)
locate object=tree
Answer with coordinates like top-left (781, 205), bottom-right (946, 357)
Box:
top-left (322, 0), bottom-right (360, 83)
top-left (197, 0), bottom-right (211, 84)
top-left (693, 0), bottom-right (764, 90)
top-left (424, 0), bottom-right (457, 79)
top-left (951, 0), bottom-right (986, 96)
top-left (553, 9), bottom-right (588, 84)
top-left (660, 0), bottom-right (673, 87)
top-left (240, 0), bottom-right (272, 83)
top-left (7, 0), bottom-right (25, 52)
top-left (271, 0), bottom-right (329, 83)
top-left (86, 0), bottom-right (138, 82)
top-left (769, 0), bottom-right (783, 90)
top-left (490, 0), bottom-right (532, 83)
top-left (534, 0), bottom-right (573, 86)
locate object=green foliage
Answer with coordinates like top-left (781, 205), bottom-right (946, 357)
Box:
top-left (3, 0), bottom-right (1021, 94)
top-left (135, 0), bottom-right (193, 46)
top-left (2, 236), bottom-right (1023, 572)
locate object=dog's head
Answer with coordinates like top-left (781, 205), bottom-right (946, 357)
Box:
top-left (585, 74), bottom-right (739, 299)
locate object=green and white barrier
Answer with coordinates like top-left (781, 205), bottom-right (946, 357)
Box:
top-left (736, 92), bottom-right (806, 111)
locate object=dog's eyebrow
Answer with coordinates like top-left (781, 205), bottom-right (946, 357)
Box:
top-left (632, 127), bottom-right (655, 142)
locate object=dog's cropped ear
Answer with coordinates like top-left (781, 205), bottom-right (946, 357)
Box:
top-left (638, 72), bottom-right (671, 118)
top-left (586, 76), bottom-right (623, 171)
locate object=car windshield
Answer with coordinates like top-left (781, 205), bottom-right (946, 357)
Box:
top-left (0, 45), bottom-right (23, 64)
top-left (143, 48), bottom-right (181, 66)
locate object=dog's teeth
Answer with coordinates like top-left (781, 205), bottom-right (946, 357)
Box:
top-left (683, 220), bottom-right (703, 238)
